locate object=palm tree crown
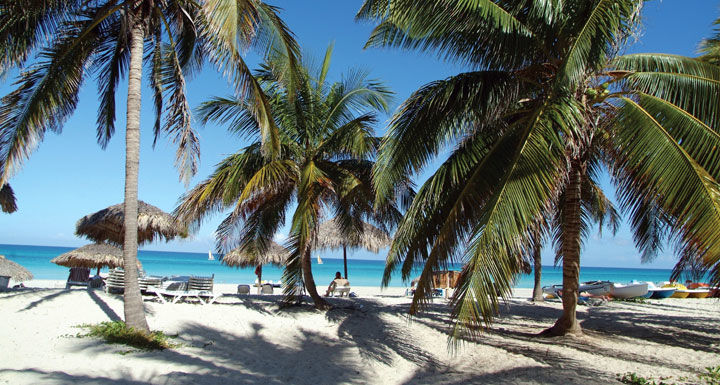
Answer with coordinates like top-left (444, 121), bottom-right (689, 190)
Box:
top-left (175, 45), bottom-right (408, 308)
top-left (360, 0), bottom-right (720, 338)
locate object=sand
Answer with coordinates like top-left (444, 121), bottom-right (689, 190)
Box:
top-left (0, 280), bottom-right (718, 384)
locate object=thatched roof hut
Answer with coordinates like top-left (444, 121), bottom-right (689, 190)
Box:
top-left (315, 218), bottom-right (391, 253)
top-left (222, 241), bottom-right (289, 268)
top-left (0, 255), bottom-right (33, 281)
top-left (0, 184), bottom-right (17, 214)
top-left (315, 218), bottom-right (392, 279)
top-left (50, 243), bottom-right (142, 269)
top-left (75, 201), bottom-right (182, 246)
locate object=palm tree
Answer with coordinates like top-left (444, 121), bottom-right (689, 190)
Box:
top-left (175, 45), bottom-right (406, 309)
top-left (361, 0), bottom-right (720, 337)
top-left (0, 0), bottom-right (298, 331)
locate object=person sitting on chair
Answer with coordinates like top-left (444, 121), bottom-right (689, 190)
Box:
top-left (325, 271), bottom-right (349, 296)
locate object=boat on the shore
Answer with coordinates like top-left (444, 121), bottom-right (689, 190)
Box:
top-left (685, 289), bottom-right (710, 298)
top-left (644, 282), bottom-right (675, 299)
top-left (610, 282), bottom-right (648, 299)
top-left (542, 281), bottom-right (613, 298)
top-left (663, 283), bottom-right (690, 298)
top-left (581, 281), bottom-right (613, 296)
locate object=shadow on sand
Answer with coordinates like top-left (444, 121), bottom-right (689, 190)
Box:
top-left (6, 294), bottom-right (719, 384)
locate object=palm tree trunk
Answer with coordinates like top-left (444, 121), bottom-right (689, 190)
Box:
top-left (343, 244), bottom-right (348, 279)
top-left (532, 241), bottom-right (544, 302)
top-left (257, 265), bottom-right (262, 294)
top-left (122, 19), bottom-right (149, 332)
top-left (544, 157), bottom-right (583, 336)
top-left (301, 245), bottom-right (331, 309)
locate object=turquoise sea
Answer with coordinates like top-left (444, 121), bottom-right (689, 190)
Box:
top-left (0, 243), bottom-right (680, 287)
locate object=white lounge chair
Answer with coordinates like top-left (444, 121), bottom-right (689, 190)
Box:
top-left (147, 287), bottom-right (221, 305)
top-left (329, 285), bottom-right (351, 297)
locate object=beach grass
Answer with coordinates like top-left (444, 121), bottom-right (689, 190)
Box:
top-left (78, 321), bottom-right (175, 350)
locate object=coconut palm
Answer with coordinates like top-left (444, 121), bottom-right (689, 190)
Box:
top-left (175, 45), bottom-right (407, 309)
top-left (361, 0), bottom-right (720, 337)
top-left (0, 0), bottom-right (298, 331)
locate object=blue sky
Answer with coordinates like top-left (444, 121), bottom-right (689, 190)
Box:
top-left (0, 1), bottom-right (717, 268)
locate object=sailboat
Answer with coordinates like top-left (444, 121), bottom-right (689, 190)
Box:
top-left (208, 250), bottom-right (215, 261)
top-left (317, 255), bottom-right (323, 264)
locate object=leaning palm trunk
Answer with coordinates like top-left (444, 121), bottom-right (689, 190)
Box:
top-left (122, 20), bottom-right (149, 332)
top-left (301, 246), bottom-right (330, 309)
top-left (532, 243), bottom-right (544, 302)
top-left (545, 158), bottom-right (584, 336)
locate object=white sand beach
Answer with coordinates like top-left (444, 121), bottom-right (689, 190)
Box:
top-left (0, 280), bottom-right (718, 384)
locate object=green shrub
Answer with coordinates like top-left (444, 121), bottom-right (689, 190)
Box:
top-left (700, 366), bottom-right (720, 385)
top-left (79, 321), bottom-right (174, 350)
top-left (617, 373), bottom-right (673, 385)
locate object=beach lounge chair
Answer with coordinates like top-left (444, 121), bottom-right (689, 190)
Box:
top-left (188, 275), bottom-right (214, 291)
top-left (66, 267), bottom-right (91, 289)
top-left (237, 284), bottom-right (251, 295)
top-left (329, 279), bottom-right (351, 297)
top-left (260, 283), bottom-right (274, 294)
top-left (147, 287), bottom-right (221, 305)
top-left (149, 274), bottom-right (220, 305)
top-left (104, 268), bottom-right (163, 294)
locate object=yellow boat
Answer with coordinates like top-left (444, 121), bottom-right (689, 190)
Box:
top-left (663, 283), bottom-right (690, 298)
top-left (686, 290), bottom-right (710, 299)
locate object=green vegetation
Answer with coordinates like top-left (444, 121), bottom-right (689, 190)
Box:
top-left (174, 45), bottom-right (409, 309)
top-left (360, 0), bottom-right (720, 339)
top-left (79, 321), bottom-right (175, 351)
top-left (0, 0), bottom-right (299, 331)
top-left (699, 366), bottom-right (720, 385)
top-left (618, 367), bottom-right (720, 385)
top-left (618, 372), bottom-right (670, 385)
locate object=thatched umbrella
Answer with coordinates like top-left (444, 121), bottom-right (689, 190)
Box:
top-left (0, 255), bottom-right (33, 281)
top-left (223, 241), bottom-right (288, 294)
top-left (316, 218), bottom-right (391, 279)
top-left (50, 243), bottom-right (142, 275)
top-left (75, 200), bottom-right (182, 245)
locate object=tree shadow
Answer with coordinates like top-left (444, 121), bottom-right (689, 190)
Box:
top-left (0, 368), bottom-right (157, 385)
top-left (19, 289), bottom-right (75, 312)
top-left (331, 302), bottom-right (439, 368)
top-left (63, 321), bottom-right (371, 385)
top-left (86, 290), bottom-right (121, 322)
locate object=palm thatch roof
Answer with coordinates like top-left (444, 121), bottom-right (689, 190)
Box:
top-left (0, 255), bottom-right (33, 281)
top-left (222, 241), bottom-right (289, 268)
top-left (0, 184), bottom-right (17, 214)
top-left (315, 218), bottom-right (391, 253)
top-left (50, 243), bottom-right (142, 269)
top-left (75, 201), bottom-right (183, 246)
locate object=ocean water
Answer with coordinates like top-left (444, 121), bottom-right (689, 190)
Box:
top-left (0, 243), bottom-right (679, 287)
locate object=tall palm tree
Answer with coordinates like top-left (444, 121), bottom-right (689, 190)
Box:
top-left (175, 45), bottom-right (407, 309)
top-left (0, 0), bottom-right (298, 331)
top-left (361, 0), bottom-right (720, 337)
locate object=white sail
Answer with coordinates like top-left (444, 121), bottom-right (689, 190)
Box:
top-left (208, 250), bottom-right (215, 261)
top-left (317, 255), bottom-right (323, 264)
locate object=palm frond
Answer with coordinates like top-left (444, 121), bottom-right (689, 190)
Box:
top-left (613, 54), bottom-right (720, 129)
top-left (0, 14), bottom-right (105, 184)
top-left (373, 71), bottom-right (520, 204)
top-left (358, 0), bottom-right (536, 69)
top-left (613, 97), bottom-right (720, 277)
top-left (0, 183), bottom-right (17, 213)
top-left (555, 0), bottom-right (640, 90)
